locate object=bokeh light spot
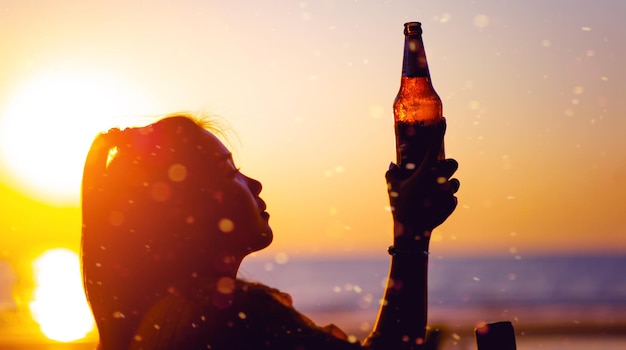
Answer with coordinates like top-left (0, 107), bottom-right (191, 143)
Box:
top-left (217, 276), bottom-right (235, 294)
top-left (218, 218), bottom-right (235, 233)
top-left (168, 163), bottom-right (187, 182)
top-left (109, 210), bottom-right (125, 226)
top-left (369, 105), bottom-right (385, 119)
top-left (274, 252), bottom-right (289, 264)
top-left (151, 182), bottom-right (171, 202)
top-left (473, 14), bottom-right (490, 29)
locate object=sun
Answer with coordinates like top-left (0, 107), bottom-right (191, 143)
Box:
top-left (0, 68), bottom-right (153, 205)
top-left (29, 248), bottom-right (95, 342)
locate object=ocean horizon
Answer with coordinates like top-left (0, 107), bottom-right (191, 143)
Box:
top-left (2, 254), bottom-right (625, 349)
top-left (240, 254), bottom-right (626, 348)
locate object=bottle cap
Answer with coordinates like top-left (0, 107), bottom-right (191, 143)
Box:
top-left (404, 22), bottom-right (423, 36)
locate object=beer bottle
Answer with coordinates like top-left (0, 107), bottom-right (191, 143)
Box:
top-left (394, 22), bottom-right (445, 173)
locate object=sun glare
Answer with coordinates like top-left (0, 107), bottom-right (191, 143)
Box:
top-left (29, 248), bottom-right (94, 342)
top-left (0, 68), bottom-right (152, 205)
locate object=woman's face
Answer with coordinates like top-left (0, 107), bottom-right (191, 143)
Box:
top-left (200, 129), bottom-right (273, 254)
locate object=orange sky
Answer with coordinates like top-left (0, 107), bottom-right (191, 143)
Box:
top-left (1, 0), bottom-right (625, 266)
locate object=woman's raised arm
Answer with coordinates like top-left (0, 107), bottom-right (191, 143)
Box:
top-left (363, 120), bottom-right (459, 350)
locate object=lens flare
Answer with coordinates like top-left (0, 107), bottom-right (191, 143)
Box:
top-left (29, 248), bottom-right (94, 342)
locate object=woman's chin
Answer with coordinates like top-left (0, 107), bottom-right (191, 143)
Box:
top-left (260, 231), bottom-right (273, 249)
top-left (245, 231), bottom-right (273, 254)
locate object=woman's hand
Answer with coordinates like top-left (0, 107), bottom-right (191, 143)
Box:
top-left (386, 119), bottom-right (460, 248)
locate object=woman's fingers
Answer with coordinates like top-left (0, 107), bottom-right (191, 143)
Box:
top-left (388, 158), bottom-right (460, 197)
top-left (436, 159), bottom-right (458, 179)
top-left (448, 178), bottom-right (460, 194)
top-left (385, 162), bottom-right (402, 184)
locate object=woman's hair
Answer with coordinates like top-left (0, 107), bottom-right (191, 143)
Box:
top-left (81, 114), bottom-right (229, 348)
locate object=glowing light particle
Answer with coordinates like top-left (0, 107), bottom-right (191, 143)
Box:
top-left (217, 277), bottom-right (235, 294)
top-left (274, 252), bottom-right (289, 264)
top-left (473, 14), bottom-right (490, 29)
top-left (151, 182), bottom-right (171, 202)
top-left (369, 105), bottom-right (384, 119)
top-left (437, 13), bottom-right (452, 23)
top-left (218, 218), bottom-right (235, 233)
top-left (109, 210), bottom-right (125, 226)
top-left (168, 163), bottom-right (188, 182)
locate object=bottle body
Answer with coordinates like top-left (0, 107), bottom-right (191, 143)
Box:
top-left (394, 22), bottom-right (445, 171)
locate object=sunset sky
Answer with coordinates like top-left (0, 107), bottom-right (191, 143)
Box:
top-left (1, 0), bottom-right (625, 267)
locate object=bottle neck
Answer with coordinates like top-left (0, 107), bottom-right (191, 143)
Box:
top-left (401, 34), bottom-right (431, 79)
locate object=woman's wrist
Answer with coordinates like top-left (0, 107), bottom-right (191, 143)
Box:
top-left (394, 220), bottom-right (432, 235)
top-left (393, 223), bottom-right (431, 250)
top-left (387, 245), bottom-right (430, 257)
top-left (392, 240), bottom-right (429, 253)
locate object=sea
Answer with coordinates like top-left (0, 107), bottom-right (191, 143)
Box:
top-left (1, 254), bottom-right (625, 349)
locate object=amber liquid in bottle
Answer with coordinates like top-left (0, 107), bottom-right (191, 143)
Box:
top-left (394, 22), bottom-right (444, 174)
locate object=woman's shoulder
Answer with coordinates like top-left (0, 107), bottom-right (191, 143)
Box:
top-left (234, 279), bottom-right (362, 349)
top-left (235, 279), bottom-right (295, 311)
top-left (128, 279), bottom-right (362, 349)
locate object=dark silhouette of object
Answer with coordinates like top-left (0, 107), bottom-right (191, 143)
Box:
top-left (423, 327), bottom-right (444, 350)
top-left (475, 321), bottom-right (517, 350)
top-left (394, 22), bottom-right (445, 168)
top-left (81, 114), bottom-right (459, 349)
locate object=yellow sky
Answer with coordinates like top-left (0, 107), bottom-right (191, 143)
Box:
top-left (1, 0), bottom-right (625, 265)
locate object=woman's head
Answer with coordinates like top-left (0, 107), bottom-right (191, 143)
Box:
top-left (81, 114), bottom-right (272, 346)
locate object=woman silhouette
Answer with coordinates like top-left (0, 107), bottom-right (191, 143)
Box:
top-left (81, 114), bottom-right (459, 349)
